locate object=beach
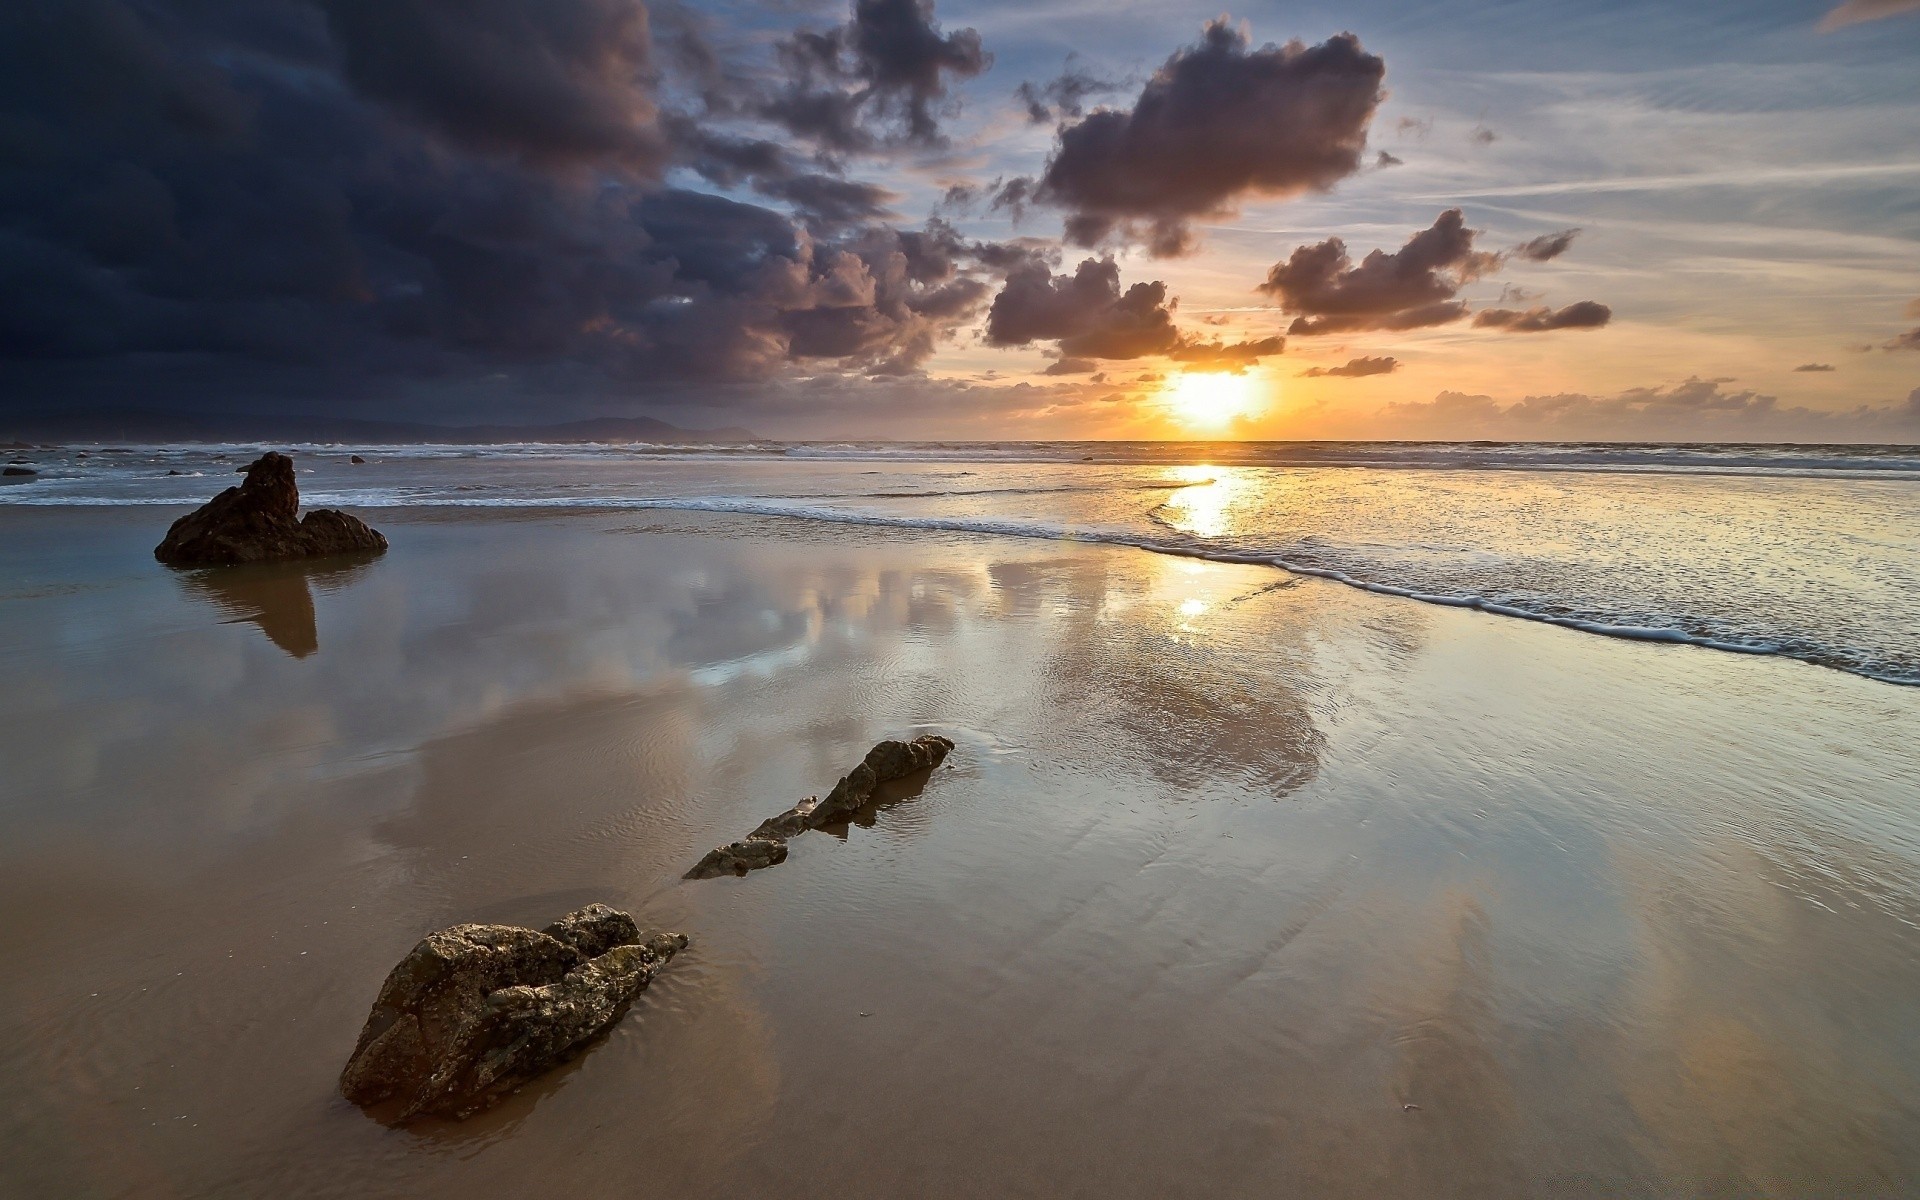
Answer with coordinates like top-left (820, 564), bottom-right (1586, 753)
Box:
top-left (3, 451), bottom-right (1920, 1197)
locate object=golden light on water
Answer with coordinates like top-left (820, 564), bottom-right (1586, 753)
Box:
top-left (1163, 372), bottom-right (1260, 429)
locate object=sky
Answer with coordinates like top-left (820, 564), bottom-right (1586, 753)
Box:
top-left (2, 0), bottom-right (1918, 440)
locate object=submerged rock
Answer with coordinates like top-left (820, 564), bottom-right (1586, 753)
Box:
top-left (686, 734), bottom-right (955, 880)
top-left (155, 451), bottom-right (386, 566)
top-left (340, 903), bottom-right (686, 1120)
top-left (3, 466), bottom-right (35, 477)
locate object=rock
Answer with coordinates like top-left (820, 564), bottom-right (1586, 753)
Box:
top-left (685, 836), bottom-right (789, 880)
top-left (2, 466), bottom-right (35, 477)
top-left (340, 904), bottom-right (685, 1120)
top-left (154, 451), bottom-right (387, 566)
top-left (686, 734), bottom-right (955, 880)
top-left (166, 469), bottom-right (184, 475)
top-left (350, 454), bottom-right (367, 464)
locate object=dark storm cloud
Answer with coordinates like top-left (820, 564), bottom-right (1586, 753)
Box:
top-left (319, 0), bottom-right (666, 170)
top-left (985, 254), bottom-right (1282, 365)
top-left (756, 0), bottom-right (990, 150)
top-left (1300, 355), bottom-right (1397, 377)
top-left (1513, 229), bottom-right (1580, 262)
top-left (1258, 209), bottom-right (1501, 335)
top-left (0, 0), bottom-right (1017, 416)
top-left (1473, 301), bottom-right (1612, 332)
top-left (1018, 20), bottom-right (1384, 256)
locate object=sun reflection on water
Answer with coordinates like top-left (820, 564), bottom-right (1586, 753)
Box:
top-left (1156, 466), bottom-right (1250, 540)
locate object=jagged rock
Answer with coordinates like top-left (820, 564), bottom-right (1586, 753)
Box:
top-left (155, 451), bottom-right (386, 566)
top-left (3, 466), bottom-right (35, 477)
top-left (339, 903), bottom-right (685, 1120)
top-left (350, 454), bottom-right (367, 464)
top-left (686, 734), bottom-right (955, 880)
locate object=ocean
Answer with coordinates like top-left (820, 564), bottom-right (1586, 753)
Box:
top-left (8, 439), bottom-right (1918, 684)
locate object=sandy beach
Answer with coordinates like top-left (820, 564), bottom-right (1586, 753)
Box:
top-left (3, 495), bottom-right (1918, 1198)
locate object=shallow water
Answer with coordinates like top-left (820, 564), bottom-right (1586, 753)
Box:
top-left (7, 444), bottom-right (1917, 682)
top-left (2, 503), bottom-right (1918, 1198)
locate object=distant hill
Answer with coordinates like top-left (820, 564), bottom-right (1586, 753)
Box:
top-left (2, 409), bottom-right (760, 445)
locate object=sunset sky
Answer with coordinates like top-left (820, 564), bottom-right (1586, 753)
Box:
top-left (3, 0), bottom-right (1918, 439)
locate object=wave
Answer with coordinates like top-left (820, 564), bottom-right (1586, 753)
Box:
top-left (115, 488), bottom-right (1891, 688)
top-left (20, 438), bottom-right (1920, 477)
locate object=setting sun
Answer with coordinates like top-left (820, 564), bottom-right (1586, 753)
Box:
top-left (1164, 372), bottom-right (1260, 430)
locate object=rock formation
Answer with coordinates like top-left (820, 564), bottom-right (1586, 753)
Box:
top-left (686, 734), bottom-right (954, 879)
top-left (155, 451), bottom-right (386, 566)
top-left (340, 903), bottom-right (686, 1120)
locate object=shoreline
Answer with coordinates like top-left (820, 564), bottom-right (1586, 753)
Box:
top-left (4, 504), bottom-right (1920, 1197)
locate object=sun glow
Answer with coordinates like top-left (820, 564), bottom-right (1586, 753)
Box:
top-left (1164, 372), bottom-right (1259, 430)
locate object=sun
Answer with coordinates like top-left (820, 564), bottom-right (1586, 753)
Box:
top-left (1164, 372), bottom-right (1259, 430)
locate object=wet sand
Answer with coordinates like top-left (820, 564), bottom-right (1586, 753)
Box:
top-left (3, 504), bottom-right (1919, 1198)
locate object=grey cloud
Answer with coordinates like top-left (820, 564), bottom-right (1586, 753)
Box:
top-left (1380, 378), bottom-right (1920, 442)
top-left (1514, 229), bottom-right (1580, 262)
top-left (1042, 356), bottom-right (1099, 375)
top-left (758, 0), bottom-right (990, 150)
top-left (1015, 61), bottom-right (1120, 124)
top-left (0, 0), bottom-right (1018, 418)
top-left (1300, 355), bottom-right (1397, 378)
top-left (1473, 301), bottom-right (1613, 332)
top-left (320, 0), bottom-right (666, 171)
top-left (1258, 209), bottom-right (1501, 335)
top-left (1027, 20), bottom-right (1384, 256)
top-left (1794, 363), bottom-right (1837, 372)
top-left (986, 254), bottom-right (1284, 365)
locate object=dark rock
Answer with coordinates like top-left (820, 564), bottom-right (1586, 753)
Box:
top-left (687, 734), bottom-right (955, 879)
top-left (685, 836), bottom-right (789, 880)
top-left (2, 466), bottom-right (35, 477)
top-left (155, 451), bottom-right (387, 566)
top-left (350, 454), bottom-right (367, 464)
top-left (166, 469), bottom-right (184, 475)
top-left (340, 903), bottom-right (686, 1120)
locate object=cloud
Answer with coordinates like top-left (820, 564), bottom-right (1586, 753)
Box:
top-left (0, 0), bottom-right (1028, 418)
top-left (1379, 378), bottom-right (1920, 442)
top-left (758, 0), bottom-right (990, 150)
top-left (1513, 229), bottom-right (1581, 262)
top-left (1300, 355), bottom-right (1397, 378)
top-left (1887, 328), bottom-right (1920, 351)
top-left (1375, 151), bottom-right (1404, 168)
top-left (1042, 356), bottom-right (1099, 375)
top-left (1794, 363), bottom-right (1837, 372)
top-left (986, 255), bottom-right (1181, 359)
top-left (1025, 20), bottom-right (1384, 255)
top-left (1819, 1), bottom-right (1920, 31)
top-left (985, 254), bottom-right (1284, 365)
top-left (1472, 301), bottom-right (1612, 332)
top-left (320, 0), bottom-right (666, 171)
top-left (1257, 209), bottom-right (1501, 335)
top-left (1015, 60), bottom-right (1120, 124)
